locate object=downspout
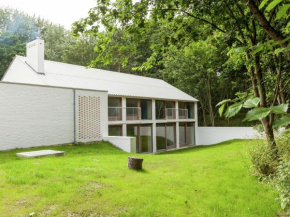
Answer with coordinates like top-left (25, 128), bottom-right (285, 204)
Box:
top-left (73, 89), bottom-right (77, 145)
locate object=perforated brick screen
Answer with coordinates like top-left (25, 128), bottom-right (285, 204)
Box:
top-left (78, 96), bottom-right (101, 140)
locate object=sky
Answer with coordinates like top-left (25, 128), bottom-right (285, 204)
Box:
top-left (0, 0), bottom-right (96, 30)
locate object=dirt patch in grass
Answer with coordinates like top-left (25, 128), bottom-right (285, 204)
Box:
top-left (80, 181), bottom-right (112, 197)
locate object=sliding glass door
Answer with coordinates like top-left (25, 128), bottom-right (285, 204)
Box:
top-left (179, 122), bottom-right (195, 146)
top-left (127, 124), bottom-right (152, 153)
top-left (156, 123), bottom-right (176, 150)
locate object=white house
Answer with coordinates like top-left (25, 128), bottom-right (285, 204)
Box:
top-left (0, 39), bottom-right (256, 152)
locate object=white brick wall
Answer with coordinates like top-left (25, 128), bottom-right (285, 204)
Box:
top-left (0, 82), bottom-right (108, 150)
top-left (196, 127), bottom-right (257, 145)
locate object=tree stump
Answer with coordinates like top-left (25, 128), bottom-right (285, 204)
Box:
top-left (128, 157), bottom-right (143, 170)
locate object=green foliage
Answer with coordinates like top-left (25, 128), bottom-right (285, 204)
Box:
top-left (271, 104), bottom-right (288, 115)
top-left (243, 98), bottom-right (260, 108)
top-left (225, 103), bottom-right (243, 118)
top-left (273, 115), bottom-right (290, 128)
top-left (244, 107), bottom-right (271, 121)
top-left (248, 135), bottom-right (290, 211)
top-left (248, 140), bottom-right (278, 176)
top-left (276, 4), bottom-right (290, 19)
top-left (0, 32), bottom-right (25, 77)
top-left (266, 0), bottom-right (284, 11)
top-left (259, 0), bottom-right (270, 9)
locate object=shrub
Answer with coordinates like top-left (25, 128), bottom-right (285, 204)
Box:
top-left (248, 134), bottom-right (290, 212)
top-left (247, 139), bottom-right (278, 177)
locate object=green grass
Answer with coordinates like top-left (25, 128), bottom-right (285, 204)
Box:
top-left (0, 140), bottom-right (280, 216)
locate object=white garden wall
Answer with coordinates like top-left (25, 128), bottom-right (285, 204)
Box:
top-left (0, 82), bottom-right (108, 150)
top-left (196, 127), bottom-right (257, 145)
top-left (103, 136), bottom-right (136, 153)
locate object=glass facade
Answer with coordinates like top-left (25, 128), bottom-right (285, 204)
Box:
top-left (108, 97), bottom-right (122, 121)
top-left (179, 122), bottom-right (195, 146)
top-left (156, 101), bottom-right (165, 119)
top-left (156, 123), bottom-right (176, 150)
top-left (187, 103), bottom-right (194, 119)
top-left (166, 124), bottom-right (175, 148)
top-left (140, 125), bottom-right (152, 153)
top-left (127, 124), bottom-right (152, 153)
top-left (187, 123), bottom-right (195, 145)
top-left (126, 99), bottom-right (139, 120)
top-left (179, 123), bottom-right (186, 145)
top-left (108, 98), bottom-right (195, 151)
top-left (140, 99), bottom-right (152, 120)
top-left (156, 123), bottom-right (166, 150)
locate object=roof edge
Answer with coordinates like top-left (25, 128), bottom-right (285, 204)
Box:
top-left (0, 81), bottom-right (108, 93)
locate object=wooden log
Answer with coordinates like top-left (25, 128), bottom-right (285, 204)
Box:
top-left (128, 157), bottom-right (143, 170)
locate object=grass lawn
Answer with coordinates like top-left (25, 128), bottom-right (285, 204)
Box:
top-left (0, 140), bottom-right (280, 216)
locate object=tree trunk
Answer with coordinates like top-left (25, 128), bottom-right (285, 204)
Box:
top-left (199, 98), bottom-right (207, 126)
top-left (253, 54), bottom-right (277, 155)
top-left (242, 0), bottom-right (290, 60)
top-left (206, 74), bottom-right (215, 126)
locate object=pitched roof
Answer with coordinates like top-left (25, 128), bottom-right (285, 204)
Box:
top-left (3, 56), bottom-right (198, 102)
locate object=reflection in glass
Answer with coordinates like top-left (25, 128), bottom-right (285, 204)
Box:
top-left (187, 103), bottom-right (194, 119)
top-left (179, 123), bottom-right (186, 145)
top-left (108, 98), bottom-right (122, 121)
top-left (140, 125), bottom-right (152, 153)
top-left (109, 125), bottom-right (122, 136)
top-left (156, 101), bottom-right (165, 119)
top-left (141, 99), bottom-right (152, 120)
top-left (156, 123), bottom-right (166, 150)
top-left (187, 123), bottom-right (195, 145)
top-left (166, 124), bottom-right (175, 148)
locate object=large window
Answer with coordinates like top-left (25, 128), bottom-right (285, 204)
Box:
top-left (166, 124), bottom-right (175, 148)
top-left (126, 99), bottom-right (140, 120)
top-left (166, 101), bottom-right (175, 119)
top-left (108, 97), bottom-right (122, 121)
top-left (156, 123), bottom-right (176, 150)
top-left (187, 123), bottom-right (195, 145)
top-left (178, 102), bottom-right (195, 119)
top-left (156, 123), bottom-right (166, 150)
top-left (109, 125), bottom-right (122, 136)
top-left (155, 101), bottom-right (165, 119)
top-left (141, 99), bottom-right (152, 120)
top-left (156, 100), bottom-right (176, 119)
top-left (178, 102), bottom-right (187, 119)
top-left (127, 124), bottom-right (152, 153)
top-left (126, 98), bottom-right (152, 120)
top-left (179, 123), bottom-right (186, 145)
top-left (140, 125), bottom-right (152, 153)
top-left (187, 103), bottom-right (195, 119)
top-left (179, 122), bottom-right (195, 146)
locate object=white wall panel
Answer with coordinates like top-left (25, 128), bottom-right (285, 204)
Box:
top-left (103, 136), bottom-right (134, 153)
top-left (0, 83), bottom-right (74, 150)
top-left (0, 82), bottom-right (108, 150)
top-left (196, 127), bottom-right (257, 145)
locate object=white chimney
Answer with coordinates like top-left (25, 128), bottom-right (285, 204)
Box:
top-left (26, 39), bottom-right (44, 73)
